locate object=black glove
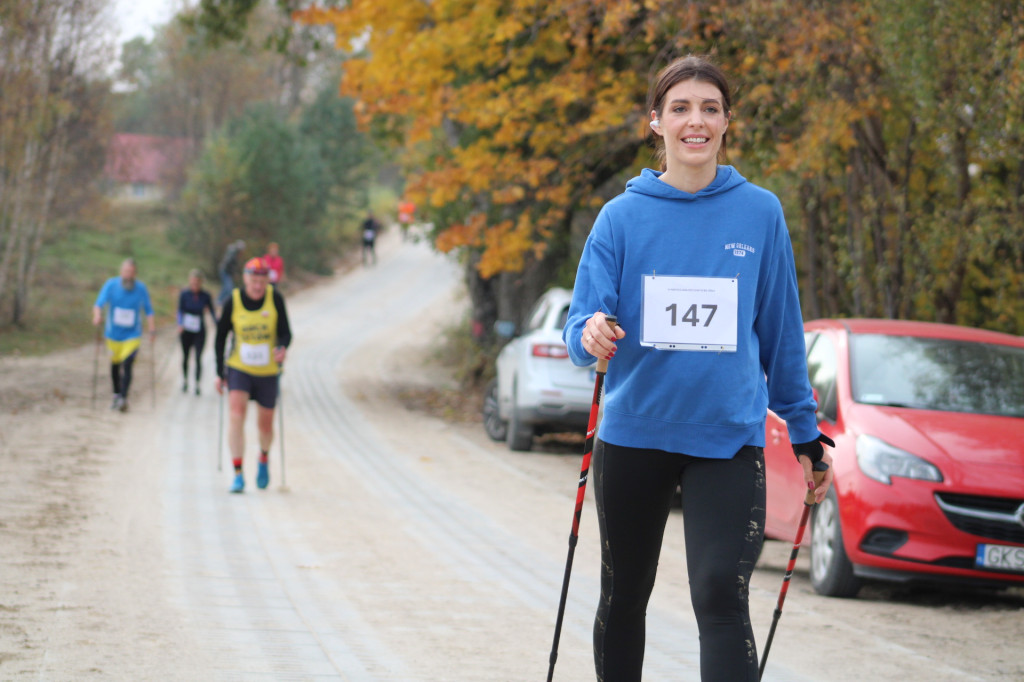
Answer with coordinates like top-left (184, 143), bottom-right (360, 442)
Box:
top-left (792, 433), bottom-right (835, 464)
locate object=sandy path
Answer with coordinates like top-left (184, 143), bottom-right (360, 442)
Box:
top-left (2, 228), bottom-right (1022, 680)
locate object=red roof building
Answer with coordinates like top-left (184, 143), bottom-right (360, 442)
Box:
top-left (105, 133), bottom-right (193, 200)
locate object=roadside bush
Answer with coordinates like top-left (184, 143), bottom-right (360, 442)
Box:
top-left (171, 103), bottom-right (333, 276)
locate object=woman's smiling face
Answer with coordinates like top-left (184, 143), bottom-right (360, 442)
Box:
top-left (652, 78), bottom-right (730, 180)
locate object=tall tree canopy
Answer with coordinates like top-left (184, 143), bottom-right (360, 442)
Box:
top-left (295, 0), bottom-right (1024, 333)
top-left (733, 0), bottom-right (1024, 331)
top-left (297, 0), bottom-right (725, 327)
top-left (173, 102), bottom-right (331, 275)
top-left (0, 0), bottom-right (112, 324)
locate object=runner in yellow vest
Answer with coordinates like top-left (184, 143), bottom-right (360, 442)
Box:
top-left (214, 257), bottom-right (292, 493)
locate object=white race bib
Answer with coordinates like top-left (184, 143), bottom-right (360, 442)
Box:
top-left (112, 306), bottom-right (137, 328)
top-left (181, 313), bottom-right (202, 333)
top-left (240, 342), bottom-right (271, 366)
top-left (640, 275), bottom-right (738, 352)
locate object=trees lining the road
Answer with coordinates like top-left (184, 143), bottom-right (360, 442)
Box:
top-left (126, 5), bottom-right (381, 282)
top-left (297, 0), bottom-right (1024, 336)
top-left (4, 1), bottom-right (1021, 344)
top-left (1, 0), bottom-right (383, 335)
top-left (733, 0), bottom-right (1024, 332)
top-left (0, 0), bottom-right (112, 325)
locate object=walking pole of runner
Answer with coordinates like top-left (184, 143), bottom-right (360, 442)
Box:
top-left (547, 315), bottom-right (617, 682)
top-left (150, 332), bottom-right (156, 408)
top-left (758, 460), bottom-right (830, 680)
top-left (91, 325), bottom-right (102, 410)
top-left (217, 385), bottom-right (224, 472)
top-left (278, 369), bottom-right (286, 490)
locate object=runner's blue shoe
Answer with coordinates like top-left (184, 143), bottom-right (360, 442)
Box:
top-left (256, 462), bottom-right (269, 489)
top-left (230, 474), bottom-right (244, 493)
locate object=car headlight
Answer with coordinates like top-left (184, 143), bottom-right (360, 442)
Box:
top-left (856, 434), bottom-right (943, 485)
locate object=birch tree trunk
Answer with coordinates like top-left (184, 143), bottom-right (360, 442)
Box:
top-left (0, 0), bottom-right (109, 324)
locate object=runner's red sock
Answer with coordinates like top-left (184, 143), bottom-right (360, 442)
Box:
top-left (232, 458), bottom-right (242, 474)
top-left (259, 450), bottom-right (269, 465)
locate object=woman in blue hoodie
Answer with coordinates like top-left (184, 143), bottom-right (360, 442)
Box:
top-left (563, 55), bottom-right (835, 681)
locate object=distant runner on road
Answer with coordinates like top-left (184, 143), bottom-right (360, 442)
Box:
top-left (92, 258), bottom-right (155, 413)
top-left (177, 269), bottom-right (217, 395)
top-left (217, 239), bottom-right (246, 307)
top-left (214, 257), bottom-right (292, 493)
top-left (397, 200), bottom-right (416, 241)
top-left (361, 213), bottom-right (381, 266)
top-left (263, 241), bottom-right (285, 286)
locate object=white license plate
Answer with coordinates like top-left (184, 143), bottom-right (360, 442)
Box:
top-left (975, 544), bottom-right (1024, 572)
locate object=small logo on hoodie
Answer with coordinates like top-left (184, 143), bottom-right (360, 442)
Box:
top-left (725, 242), bottom-right (755, 257)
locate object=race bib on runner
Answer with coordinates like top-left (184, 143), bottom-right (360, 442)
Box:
top-left (640, 275), bottom-right (738, 352)
top-left (112, 306), bottom-right (137, 328)
top-left (240, 342), bottom-right (271, 366)
top-left (181, 313), bottom-right (202, 333)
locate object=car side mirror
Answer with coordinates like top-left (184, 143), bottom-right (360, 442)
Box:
top-left (494, 320), bottom-right (516, 339)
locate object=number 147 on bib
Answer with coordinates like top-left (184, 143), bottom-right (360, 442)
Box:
top-left (640, 275), bottom-right (738, 352)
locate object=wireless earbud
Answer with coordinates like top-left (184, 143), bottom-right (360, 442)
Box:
top-left (649, 119), bottom-right (661, 131)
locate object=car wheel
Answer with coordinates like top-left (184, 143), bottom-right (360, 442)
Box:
top-left (482, 379), bottom-right (508, 442)
top-left (809, 487), bottom-right (861, 598)
top-left (506, 382), bottom-right (534, 452)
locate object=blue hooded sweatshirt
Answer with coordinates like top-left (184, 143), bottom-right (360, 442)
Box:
top-left (562, 166), bottom-right (820, 459)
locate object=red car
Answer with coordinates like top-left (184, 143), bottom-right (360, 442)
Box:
top-left (763, 318), bottom-right (1024, 597)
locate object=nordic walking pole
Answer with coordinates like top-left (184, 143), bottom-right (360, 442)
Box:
top-left (278, 369), bottom-right (286, 490)
top-left (547, 314), bottom-right (617, 682)
top-left (758, 460), bottom-right (830, 680)
top-left (217, 384), bottom-right (224, 472)
top-left (91, 325), bottom-right (102, 410)
top-left (150, 332), bottom-right (156, 408)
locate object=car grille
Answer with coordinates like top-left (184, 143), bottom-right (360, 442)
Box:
top-left (935, 493), bottom-right (1024, 544)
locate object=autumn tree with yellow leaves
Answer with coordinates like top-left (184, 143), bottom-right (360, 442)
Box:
top-left (292, 0), bottom-right (1024, 338)
top-left (295, 0), bottom-right (733, 334)
top-left (732, 0), bottom-right (1024, 331)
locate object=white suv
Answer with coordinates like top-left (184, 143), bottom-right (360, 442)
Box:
top-left (483, 287), bottom-right (596, 451)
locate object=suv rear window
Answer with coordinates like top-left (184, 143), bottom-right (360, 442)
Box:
top-left (556, 305), bottom-right (569, 331)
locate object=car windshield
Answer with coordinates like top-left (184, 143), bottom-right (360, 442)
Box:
top-left (850, 333), bottom-right (1024, 417)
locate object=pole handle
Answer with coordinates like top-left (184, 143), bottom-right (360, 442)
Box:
top-left (594, 315), bottom-right (618, 374)
top-left (803, 460), bottom-right (829, 505)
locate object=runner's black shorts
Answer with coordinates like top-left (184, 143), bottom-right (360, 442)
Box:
top-left (226, 367), bottom-right (279, 409)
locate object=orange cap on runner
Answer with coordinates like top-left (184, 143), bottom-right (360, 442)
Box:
top-left (243, 257), bottom-right (268, 274)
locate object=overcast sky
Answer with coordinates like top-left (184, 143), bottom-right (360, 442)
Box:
top-left (113, 0), bottom-right (177, 43)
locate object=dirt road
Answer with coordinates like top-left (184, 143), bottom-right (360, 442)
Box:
top-left (2, 229), bottom-right (1022, 681)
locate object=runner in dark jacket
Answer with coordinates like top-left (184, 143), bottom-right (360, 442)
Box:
top-left (177, 269), bottom-right (218, 395)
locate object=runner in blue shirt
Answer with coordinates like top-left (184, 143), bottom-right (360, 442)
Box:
top-left (177, 268), bottom-right (217, 395)
top-left (92, 258), bottom-right (155, 412)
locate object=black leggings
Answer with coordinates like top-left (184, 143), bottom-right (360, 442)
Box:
top-left (110, 352), bottom-right (137, 398)
top-left (179, 331), bottom-right (206, 382)
top-left (593, 439), bottom-right (766, 682)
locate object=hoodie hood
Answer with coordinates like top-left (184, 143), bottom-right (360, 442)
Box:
top-left (625, 166), bottom-right (748, 201)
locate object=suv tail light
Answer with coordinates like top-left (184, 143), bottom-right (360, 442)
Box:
top-left (532, 343), bottom-right (569, 358)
